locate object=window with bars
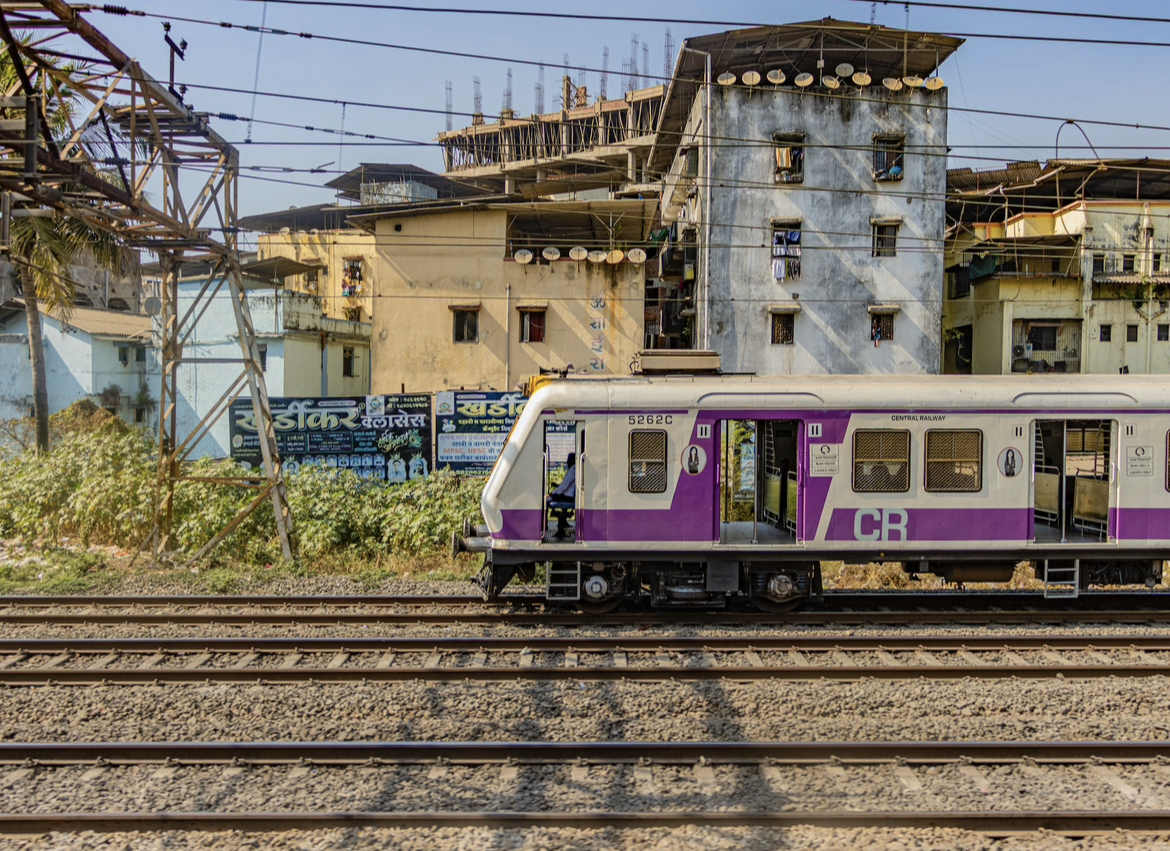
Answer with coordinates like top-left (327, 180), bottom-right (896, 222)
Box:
top-left (870, 313), bottom-right (895, 343)
top-left (772, 223), bottom-right (801, 282)
top-left (1127, 324), bottom-right (1139, 343)
top-left (872, 136), bottom-right (905, 181)
top-left (853, 429), bottom-right (911, 493)
top-left (342, 346), bottom-right (355, 378)
top-left (453, 310), bottom-right (479, 343)
top-left (1159, 324), bottom-right (1169, 342)
top-left (771, 312), bottom-right (794, 345)
top-left (1093, 254), bottom-right (1106, 275)
top-left (629, 430), bottom-right (668, 493)
top-left (925, 429), bottom-right (983, 493)
top-left (1123, 254), bottom-right (1136, 273)
top-left (1099, 324), bottom-right (1112, 342)
top-left (872, 224), bottom-right (898, 257)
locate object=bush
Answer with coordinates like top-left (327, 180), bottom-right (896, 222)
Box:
top-left (0, 406), bottom-right (486, 565)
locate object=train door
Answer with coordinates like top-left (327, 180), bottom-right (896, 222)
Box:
top-left (1031, 419), bottom-right (1116, 543)
top-left (542, 420), bottom-right (581, 543)
top-left (717, 419), bottom-right (799, 545)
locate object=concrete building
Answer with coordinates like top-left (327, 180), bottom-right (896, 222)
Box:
top-left (944, 160), bottom-right (1170, 375)
top-left (0, 300), bottom-right (152, 424)
top-left (0, 251), bottom-right (143, 314)
top-left (348, 198), bottom-right (653, 393)
top-left (649, 21), bottom-right (961, 374)
top-left (243, 165), bottom-right (484, 326)
top-left (150, 269), bottom-right (371, 458)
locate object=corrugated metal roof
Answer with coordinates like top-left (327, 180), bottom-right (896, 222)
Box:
top-left (5, 298), bottom-right (150, 340)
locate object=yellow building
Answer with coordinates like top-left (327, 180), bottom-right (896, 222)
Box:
top-left (944, 160), bottom-right (1170, 375)
top-left (255, 227), bottom-right (376, 324)
top-left (349, 199), bottom-right (652, 393)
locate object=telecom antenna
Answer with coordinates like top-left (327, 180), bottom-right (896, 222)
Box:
top-left (502, 67), bottom-right (513, 113)
top-left (444, 80), bottom-right (453, 132)
top-left (870, 2), bottom-right (877, 24)
top-left (473, 76), bottom-right (482, 114)
top-left (577, 63), bottom-right (587, 105)
top-left (663, 27), bottom-right (674, 82)
top-left (599, 46), bottom-right (609, 100)
top-left (535, 65), bottom-right (544, 114)
top-left (642, 43), bottom-right (650, 87)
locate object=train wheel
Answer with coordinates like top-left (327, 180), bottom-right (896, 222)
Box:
top-left (576, 597), bottom-right (625, 614)
top-left (750, 595), bottom-right (805, 614)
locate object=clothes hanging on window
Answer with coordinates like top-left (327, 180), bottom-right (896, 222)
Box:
top-left (772, 230), bottom-right (802, 281)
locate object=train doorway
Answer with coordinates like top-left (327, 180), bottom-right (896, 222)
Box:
top-left (542, 420), bottom-right (580, 543)
top-left (718, 419), bottom-right (800, 545)
top-left (1031, 419), bottom-right (1116, 544)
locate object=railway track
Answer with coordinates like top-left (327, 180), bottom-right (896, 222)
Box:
top-left (4, 590), bottom-right (1170, 626)
top-left (2, 633), bottom-right (1170, 684)
top-left (6, 741), bottom-right (1170, 837)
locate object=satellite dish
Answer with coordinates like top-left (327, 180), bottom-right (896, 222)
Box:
top-left (606, 249), bottom-right (625, 265)
top-left (143, 297), bottom-right (162, 316)
top-left (742, 70), bottom-right (761, 86)
top-left (569, 246), bottom-right (588, 261)
top-left (296, 230), bottom-right (307, 239)
top-left (882, 77), bottom-right (904, 91)
top-left (279, 227), bottom-right (290, 236)
top-left (835, 63), bottom-right (855, 77)
top-left (309, 228), bottom-right (319, 236)
top-left (924, 76), bottom-right (945, 91)
top-left (902, 75), bottom-right (924, 88)
top-left (852, 71), bottom-right (872, 86)
top-left (717, 72), bottom-right (736, 86)
top-left (627, 248), bottom-right (647, 264)
top-left (794, 73), bottom-right (814, 88)
top-left (514, 249), bottom-right (534, 265)
top-left (587, 250), bottom-right (607, 263)
top-left (542, 246), bottom-right (561, 262)
top-left (766, 69), bottom-right (786, 85)
top-left (822, 75), bottom-right (840, 90)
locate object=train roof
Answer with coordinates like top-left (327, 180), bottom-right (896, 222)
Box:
top-left (527, 373), bottom-right (1170, 412)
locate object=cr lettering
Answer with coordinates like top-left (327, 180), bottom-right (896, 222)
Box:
top-left (853, 508), bottom-right (908, 541)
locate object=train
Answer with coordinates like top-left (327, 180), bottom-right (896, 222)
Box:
top-left (455, 358), bottom-right (1170, 611)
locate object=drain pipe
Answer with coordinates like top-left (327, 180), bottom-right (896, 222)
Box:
top-left (504, 282), bottom-right (511, 388)
top-left (680, 46), bottom-right (712, 350)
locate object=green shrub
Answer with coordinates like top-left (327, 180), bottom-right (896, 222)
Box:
top-left (0, 407), bottom-right (486, 566)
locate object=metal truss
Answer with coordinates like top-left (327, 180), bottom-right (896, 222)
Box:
top-left (0, 1), bottom-right (294, 561)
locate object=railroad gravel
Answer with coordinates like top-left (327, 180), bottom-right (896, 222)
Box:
top-left (0, 826), bottom-right (1166, 850)
top-left (1, 677), bottom-right (1169, 744)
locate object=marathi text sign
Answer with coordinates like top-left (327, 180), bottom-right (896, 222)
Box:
top-left (229, 394), bottom-right (432, 482)
top-left (435, 391), bottom-right (526, 474)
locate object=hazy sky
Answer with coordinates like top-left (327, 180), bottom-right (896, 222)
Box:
top-left (88, 0), bottom-right (1170, 224)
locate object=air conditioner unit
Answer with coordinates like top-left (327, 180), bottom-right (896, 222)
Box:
top-left (684, 263), bottom-right (695, 281)
top-left (1012, 345), bottom-right (1026, 358)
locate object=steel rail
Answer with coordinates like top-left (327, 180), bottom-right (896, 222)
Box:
top-left (3, 610), bottom-right (1170, 626)
top-left (2, 662), bottom-right (1167, 685)
top-left (2, 591), bottom-right (1167, 609)
top-left (2, 810), bottom-right (1169, 836)
top-left (2, 633), bottom-right (1170, 653)
top-left (4, 740), bottom-right (1169, 766)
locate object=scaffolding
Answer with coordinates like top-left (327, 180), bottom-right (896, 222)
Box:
top-left (0, 1), bottom-right (293, 561)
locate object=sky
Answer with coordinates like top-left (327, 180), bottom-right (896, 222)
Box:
top-left (87, 0), bottom-right (1170, 229)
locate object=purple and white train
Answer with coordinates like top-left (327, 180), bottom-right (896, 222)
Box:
top-left (457, 370), bottom-right (1170, 610)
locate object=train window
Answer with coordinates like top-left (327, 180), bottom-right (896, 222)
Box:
top-left (853, 430), bottom-right (911, 493)
top-left (924, 429), bottom-right (983, 493)
top-left (629, 430), bottom-right (668, 493)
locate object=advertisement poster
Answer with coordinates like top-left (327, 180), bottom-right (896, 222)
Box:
top-left (435, 391), bottom-right (527, 474)
top-left (229, 394), bottom-right (432, 482)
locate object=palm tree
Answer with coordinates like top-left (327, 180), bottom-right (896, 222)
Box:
top-left (3, 40), bottom-right (132, 453)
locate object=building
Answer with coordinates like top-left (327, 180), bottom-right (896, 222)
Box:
top-left (650, 20), bottom-right (962, 374)
top-left (0, 299), bottom-right (152, 424)
top-left (944, 160), bottom-right (1170, 375)
top-left (0, 251), bottom-right (143, 314)
top-left (149, 265), bottom-right (372, 458)
top-left (243, 164), bottom-right (484, 325)
top-left (348, 198), bottom-right (653, 392)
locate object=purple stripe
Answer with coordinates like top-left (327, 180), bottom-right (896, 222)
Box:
top-left (825, 508), bottom-right (1030, 542)
top-left (1112, 508), bottom-right (1170, 540)
top-left (497, 509), bottom-right (543, 540)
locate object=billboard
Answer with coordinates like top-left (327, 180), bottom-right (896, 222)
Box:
top-left (435, 391), bottom-right (527, 474)
top-left (229, 394), bottom-right (432, 481)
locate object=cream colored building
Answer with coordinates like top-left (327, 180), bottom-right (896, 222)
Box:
top-left (348, 199), bottom-right (652, 393)
top-left (255, 228), bottom-right (376, 324)
top-left (944, 160), bottom-right (1170, 375)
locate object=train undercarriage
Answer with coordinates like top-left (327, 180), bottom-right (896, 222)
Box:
top-left (472, 547), bottom-right (1165, 612)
